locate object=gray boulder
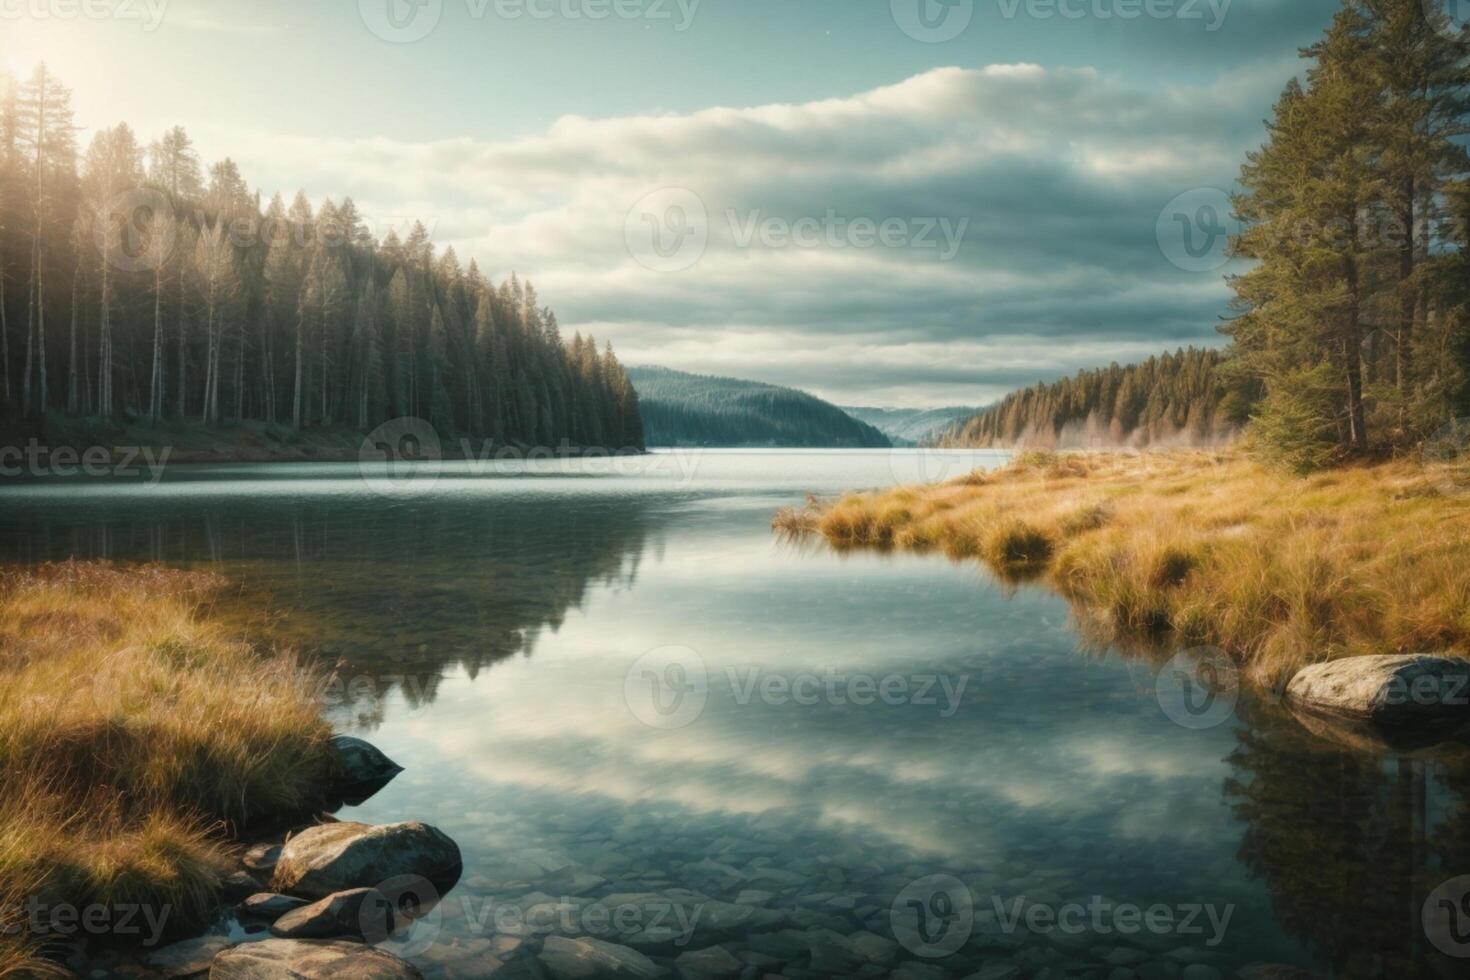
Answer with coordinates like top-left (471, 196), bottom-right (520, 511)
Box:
top-left (209, 938), bottom-right (422, 979)
top-left (242, 844), bottom-right (283, 876)
top-left (269, 887), bottom-right (394, 941)
top-left (1286, 655), bottom-right (1470, 744)
top-left (539, 936), bottom-right (668, 979)
top-left (328, 736), bottom-right (403, 804)
top-left (222, 871), bottom-right (266, 902)
top-left (145, 935), bottom-right (234, 977)
top-left (240, 893), bottom-right (310, 922)
top-left (271, 821), bottom-right (461, 900)
top-left (330, 735), bottom-right (402, 783)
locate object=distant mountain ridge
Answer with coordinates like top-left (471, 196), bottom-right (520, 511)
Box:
top-left (840, 406), bottom-right (981, 446)
top-left (627, 367), bottom-right (891, 448)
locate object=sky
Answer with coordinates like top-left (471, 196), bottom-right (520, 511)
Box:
top-left (1, 0), bottom-right (1347, 407)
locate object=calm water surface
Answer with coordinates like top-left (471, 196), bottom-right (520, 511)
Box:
top-left (4, 450), bottom-right (1468, 979)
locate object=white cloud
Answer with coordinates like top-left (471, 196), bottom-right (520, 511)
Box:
top-left (190, 62), bottom-right (1282, 405)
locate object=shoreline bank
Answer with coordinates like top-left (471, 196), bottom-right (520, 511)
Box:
top-left (774, 451), bottom-right (1470, 689)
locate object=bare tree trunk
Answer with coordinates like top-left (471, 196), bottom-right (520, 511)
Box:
top-left (263, 315), bottom-right (276, 424)
top-left (233, 327), bottom-right (244, 422)
top-left (23, 242), bottom-right (35, 412)
top-left (36, 261), bottom-right (46, 414)
top-left (149, 264), bottom-right (164, 421)
top-left (98, 254), bottom-right (111, 417)
top-left (0, 257), bottom-right (10, 405)
top-left (1344, 250), bottom-right (1367, 453)
top-left (1395, 179), bottom-right (1415, 421)
top-left (292, 309), bottom-right (304, 430)
top-left (67, 260), bottom-right (79, 413)
top-left (175, 275), bottom-right (188, 417)
top-left (319, 318), bottom-right (328, 424)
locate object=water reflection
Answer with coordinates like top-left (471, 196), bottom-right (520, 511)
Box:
top-left (5, 453), bottom-right (1470, 977)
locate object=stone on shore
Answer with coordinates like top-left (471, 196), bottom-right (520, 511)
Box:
top-left (269, 887), bottom-right (394, 941)
top-left (1286, 654), bottom-right (1470, 743)
top-left (271, 821), bottom-right (462, 900)
top-left (222, 871), bottom-right (266, 902)
top-left (242, 843), bottom-right (283, 876)
top-left (145, 935), bottom-right (234, 977)
top-left (239, 893), bottom-right (310, 922)
top-left (209, 938), bottom-right (423, 979)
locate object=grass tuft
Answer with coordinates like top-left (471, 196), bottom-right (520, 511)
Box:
top-left (0, 562), bottom-right (334, 969)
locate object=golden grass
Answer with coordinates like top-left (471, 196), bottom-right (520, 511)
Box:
top-left (774, 451), bottom-right (1470, 687)
top-left (0, 562), bottom-right (335, 969)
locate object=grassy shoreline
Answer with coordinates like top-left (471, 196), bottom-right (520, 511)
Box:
top-left (0, 562), bottom-right (335, 972)
top-left (774, 451), bottom-right (1470, 687)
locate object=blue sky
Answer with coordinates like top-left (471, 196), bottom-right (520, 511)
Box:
top-left (4, 0), bottom-right (1343, 405)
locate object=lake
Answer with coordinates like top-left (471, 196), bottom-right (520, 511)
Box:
top-left (3, 449), bottom-right (1466, 979)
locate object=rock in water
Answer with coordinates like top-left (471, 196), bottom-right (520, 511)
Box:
top-left (1286, 654), bottom-right (1470, 743)
top-left (271, 821), bottom-right (462, 900)
top-left (209, 938), bottom-right (423, 979)
top-left (328, 735), bottom-right (403, 804)
top-left (674, 945), bottom-right (743, 980)
top-left (539, 936), bottom-right (668, 979)
top-left (270, 887), bottom-right (395, 941)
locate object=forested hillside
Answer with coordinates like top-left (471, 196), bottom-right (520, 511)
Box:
top-left (0, 65), bottom-right (642, 450)
top-left (841, 405), bottom-right (980, 446)
top-left (628, 367), bottom-right (890, 448)
top-left (939, 347), bottom-right (1254, 449)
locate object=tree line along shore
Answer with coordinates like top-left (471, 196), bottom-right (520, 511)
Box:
top-left (0, 66), bottom-right (644, 453)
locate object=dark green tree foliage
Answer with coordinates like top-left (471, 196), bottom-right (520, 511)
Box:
top-left (1228, 1), bottom-right (1470, 461)
top-left (0, 66), bottom-right (642, 450)
top-left (627, 366), bottom-right (890, 448)
top-left (940, 347), bottom-right (1252, 448)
